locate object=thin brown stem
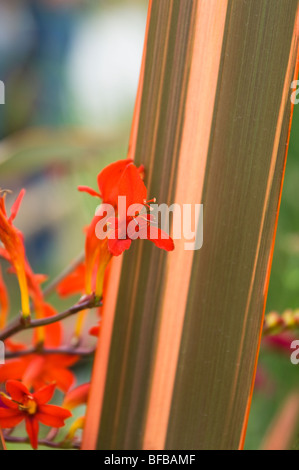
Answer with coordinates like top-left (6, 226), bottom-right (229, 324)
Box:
top-left (3, 434), bottom-right (81, 450)
top-left (5, 346), bottom-right (95, 359)
top-left (0, 294), bottom-right (101, 342)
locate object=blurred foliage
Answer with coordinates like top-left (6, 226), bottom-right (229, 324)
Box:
top-left (245, 105), bottom-right (299, 450)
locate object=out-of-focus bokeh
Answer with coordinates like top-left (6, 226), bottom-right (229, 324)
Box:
top-left (0, 0), bottom-right (147, 448)
top-left (0, 0), bottom-right (299, 451)
top-left (0, 0), bottom-right (147, 299)
top-left (245, 105), bottom-right (299, 450)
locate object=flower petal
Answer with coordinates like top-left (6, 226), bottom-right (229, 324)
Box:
top-left (89, 324), bottom-right (100, 337)
top-left (4, 339), bottom-right (26, 352)
top-left (131, 220), bottom-right (175, 252)
top-left (0, 408), bottom-right (24, 428)
top-left (6, 380), bottom-right (30, 403)
top-left (85, 216), bottom-right (104, 294)
top-left (63, 383), bottom-right (90, 410)
top-left (97, 158), bottom-right (133, 207)
top-left (117, 163), bottom-right (147, 209)
top-left (9, 189), bottom-right (25, 222)
top-left (78, 186), bottom-right (101, 198)
top-left (25, 417), bottom-right (39, 450)
top-left (33, 383), bottom-right (56, 405)
top-left (45, 354), bottom-right (79, 369)
top-left (37, 404), bottom-right (72, 427)
top-left (149, 227), bottom-right (175, 251)
top-left (56, 263), bottom-right (86, 297)
top-left (45, 367), bottom-right (76, 393)
top-left (0, 394), bottom-right (19, 410)
top-left (22, 356), bottom-right (45, 390)
top-left (108, 237), bottom-right (132, 256)
top-left (0, 359), bottom-right (27, 383)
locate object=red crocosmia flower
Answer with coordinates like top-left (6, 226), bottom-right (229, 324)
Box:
top-left (0, 380), bottom-right (71, 449)
top-left (106, 163), bottom-right (175, 256)
top-left (0, 353), bottom-right (78, 393)
top-left (79, 160), bottom-right (145, 297)
top-left (0, 266), bottom-right (9, 330)
top-left (79, 160), bottom-right (174, 298)
top-left (0, 190), bottom-right (30, 317)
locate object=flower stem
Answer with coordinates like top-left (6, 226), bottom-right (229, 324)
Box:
top-left (5, 346), bottom-right (95, 359)
top-left (3, 434), bottom-right (81, 450)
top-left (0, 294), bottom-right (102, 342)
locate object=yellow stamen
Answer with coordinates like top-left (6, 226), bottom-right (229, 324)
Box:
top-left (65, 417), bottom-right (85, 441)
top-left (25, 399), bottom-right (37, 415)
top-left (95, 254), bottom-right (111, 298)
top-left (85, 251), bottom-right (98, 295)
top-left (19, 398), bottom-right (37, 415)
top-left (74, 310), bottom-right (88, 342)
top-left (1, 392), bottom-right (37, 416)
top-left (16, 266), bottom-right (30, 318)
top-left (34, 300), bottom-right (45, 346)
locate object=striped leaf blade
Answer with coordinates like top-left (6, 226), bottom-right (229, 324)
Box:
top-left (83, 0), bottom-right (299, 450)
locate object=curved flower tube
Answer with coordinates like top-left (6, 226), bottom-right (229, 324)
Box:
top-left (0, 190), bottom-right (30, 318)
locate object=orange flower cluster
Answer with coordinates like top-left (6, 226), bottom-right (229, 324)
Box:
top-left (0, 159), bottom-right (174, 449)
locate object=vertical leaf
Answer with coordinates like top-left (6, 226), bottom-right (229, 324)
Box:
top-left (83, 0), bottom-right (299, 450)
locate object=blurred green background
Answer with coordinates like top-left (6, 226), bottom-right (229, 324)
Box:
top-left (245, 102), bottom-right (299, 450)
top-left (0, 0), bottom-right (298, 451)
